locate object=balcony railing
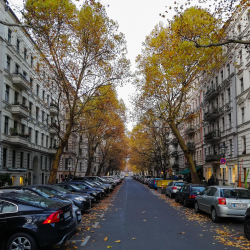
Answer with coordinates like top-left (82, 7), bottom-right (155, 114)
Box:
top-left (170, 138), bottom-right (178, 145)
top-left (12, 73), bottom-right (29, 90)
top-left (203, 107), bottom-right (220, 121)
top-left (204, 130), bottom-right (221, 142)
top-left (185, 125), bottom-right (195, 136)
top-left (187, 141), bottom-right (195, 152)
top-left (11, 102), bottom-right (29, 118)
top-left (9, 134), bottom-right (28, 146)
top-left (204, 88), bottom-right (219, 102)
top-left (205, 154), bottom-right (222, 162)
top-left (170, 151), bottom-right (179, 157)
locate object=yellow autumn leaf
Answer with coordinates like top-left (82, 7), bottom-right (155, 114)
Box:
top-left (104, 237), bottom-right (108, 241)
top-left (115, 240), bottom-right (121, 243)
top-left (107, 246), bottom-right (112, 248)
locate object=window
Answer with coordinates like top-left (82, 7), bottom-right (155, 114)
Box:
top-left (229, 139), bottom-right (233, 155)
top-left (15, 64), bottom-right (19, 74)
top-left (40, 156), bottom-right (43, 169)
top-left (24, 48), bottom-right (27, 61)
top-left (28, 128), bottom-right (32, 143)
top-left (36, 107), bottom-right (39, 120)
top-left (30, 78), bottom-right (33, 90)
top-left (27, 153), bottom-right (30, 169)
top-left (16, 39), bottom-right (20, 53)
top-left (36, 85), bottom-right (39, 96)
top-left (80, 162), bottom-right (82, 171)
top-left (243, 136), bottom-right (246, 154)
top-left (221, 93), bottom-right (224, 106)
top-left (47, 95), bottom-right (50, 106)
top-left (14, 91), bottom-right (18, 104)
top-left (42, 90), bottom-right (45, 101)
top-left (21, 124), bottom-right (25, 135)
top-left (45, 157), bottom-right (47, 170)
top-left (227, 64), bottom-right (230, 77)
top-left (20, 152), bottom-right (23, 168)
top-left (22, 97), bottom-right (26, 106)
top-left (12, 150), bottom-right (16, 168)
top-left (5, 85), bottom-right (9, 103)
top-left (242, 107), bottom-right (245, 123)
top-left (29, 102), bottom-right (32, 116)
top-left (41, 134), bottom-right (44, 147)
top-left (1, 202), bottom-right (17, 213)
top-left (3, 148), bottom-right (7, 168)
top-left (227, 88), bottom-right (231, 101)
top-left (31, 56), bottom-right (33, 67)
top-left (4, 116), bottom-right (8, 134)
top-left (228, 114), bottom-right (231, 128)
top-left (23, 71), bottom-right (27, 79)
top-left (239, 50), bottom-right (243, 64)
top-left (240, 78), bottom-right (244, 93)
top-left (221, 70), bottom-right (223, 83)
top-left (65, 158), bottom-right (68, 170)
top-left (6, 56), bottom-right (10, 71)
top-left (222, 117), bottom-right (225, 131)
top-left (65, 141), bottom-right (68, 151)
top-left (42, 111), bottom-right (45, 123)
top-left (35, 131), bottom-right (38, 144)
top-left (8, 29), bottom-right (12, 43)
top-left (50, 138), bottom-right (53, 148)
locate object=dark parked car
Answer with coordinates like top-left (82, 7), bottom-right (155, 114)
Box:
top-left (33, 185), bottom-right (92, 211)
top-left (0, 192), bottom-right (76, 250)
top-left (244, 208), bottom-right (250, 240)
top-left (175, 184), bottom-right (207, 207)
top-left (74, 176), bottom-right (115, 189)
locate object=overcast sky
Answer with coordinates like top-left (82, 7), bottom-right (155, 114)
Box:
top-left (8, 0), bottom-right (205, 131)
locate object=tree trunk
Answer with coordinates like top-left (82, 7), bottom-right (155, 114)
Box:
top-left (85, 152), bottom-right (94, 176)
top-left (169, 122), bottom-right (200, 184)
top-left (97, 162), bottom-right (105, 176)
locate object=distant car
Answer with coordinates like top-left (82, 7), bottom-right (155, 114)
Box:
top-left (0, 192), bottom-right (76, 250)
top-left (195, 186), bottom-right (250, 222)
top-left (148, 178), bottom-right (163, 190)
top-left (166, 181), bottom-right (186, 198)
top-left (175, 184), bottom-right (206, 207)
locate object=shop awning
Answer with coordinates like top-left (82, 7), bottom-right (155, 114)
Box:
top-left (177, 167), bottom-right (202, 175)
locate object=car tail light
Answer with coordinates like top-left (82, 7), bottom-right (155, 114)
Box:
top-left (218, 197), bottom-right (226, 205)
top-left (154, 180), bottom-right (156, 184)
top-left (172, 186), bottom-right (177, 190)
top-left (42, 210), bottom-right (63, 224)
top-left (189, 195), bottom-right (196, 199)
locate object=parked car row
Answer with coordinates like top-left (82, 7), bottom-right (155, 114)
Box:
top-left (135, 176), bottom-right (250, 240)
top-left (0, 175), bottom-right (123, 250)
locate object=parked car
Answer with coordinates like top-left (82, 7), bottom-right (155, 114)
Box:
top-left (166, 181), bottom-right (186, 198)
top-left (0, 186), bottom-right (82, 223)
top-left (74, 180), bottom-right (109, 194)
top-left (0, 192), bottom-right (76, 250)
top-left (244, 207), bottom-right (250, 240)
top-left (195, 186), bottom-right (250, 222)
top-left (175, 184), bottom-right (206, 207)
top-left (73, 176), bottom-right (115, 189)
top-left (148, 178), bottom-right (163, 189)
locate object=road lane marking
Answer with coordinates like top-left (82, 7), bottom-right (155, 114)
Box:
top-left (93, 222), bottom-right (99, 228)
top-left (80, 236), bottom-right (91, 246)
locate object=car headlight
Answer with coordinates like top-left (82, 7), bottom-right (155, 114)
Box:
top-left (75, 197), bottom-right (86, 201)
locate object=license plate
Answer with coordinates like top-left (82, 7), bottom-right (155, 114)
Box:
top-left (233, 203), bottom-right (247, 208)
top-left (64, 211), bottom-right (70, 219)
top-left (77, 215), bottom-right (82, 221)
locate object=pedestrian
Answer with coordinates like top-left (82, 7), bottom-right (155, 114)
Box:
top-left (208, 176), bottom-right (215, 186)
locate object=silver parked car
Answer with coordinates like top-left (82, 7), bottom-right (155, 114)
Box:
top-left (166, 181), bottom-right (186, 198)
top-left (195, 186), bottom-right (250, 222)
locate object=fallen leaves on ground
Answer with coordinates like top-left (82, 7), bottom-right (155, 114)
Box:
top-left (115, 240), bottom-right (121, 243)
top-left (104, 237), bottom-right (108, 241)
top-left (107, 246), bottom-right (112, 248)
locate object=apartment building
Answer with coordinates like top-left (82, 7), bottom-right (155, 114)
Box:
top-left (0, 1), bottom-right (58, 185)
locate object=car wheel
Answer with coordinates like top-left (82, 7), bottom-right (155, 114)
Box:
top-left (211, 207), bottom-right (220, 223)
top-left (6, 232), bottom-right (37, 250)
top-left (194, 202), bottom-right (200, 213)
top-left (183, 199), bottom-right (188, 207)
top-left (244, 219), bottom-right (250, 240)
top-left (170, 192), bottom-right (173, 199)
top-left (175, 196), bottom-right (178, 203)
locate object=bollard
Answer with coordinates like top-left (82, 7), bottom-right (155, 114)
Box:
top-left (162, 183), bottom-right (164, 189)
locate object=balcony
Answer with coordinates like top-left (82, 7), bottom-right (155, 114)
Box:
top-left (12, 73), bottom-right (29, 90)
top-left (170, 151), bottom-right (179, 157)
top-left (170, 138), bottom-right (178, 145)
top-left (204, 88), bottom-right (219, 102)
top-left (203, 107), bottom-right (220, 122)
top-left (10, 134), bottom-right (28, 146)
top-left (204, 130), bottom-right (221, 143)
top-left (48, 147), bottom-right (57, 154)
top-left (49, 123), bottom-right (59, 136)
top-left (187, 141), bottom-right (195, 152)
top-left (171, 163), bottom-right (179, 169)
top-left (205, 154), bottom-right (222, 162)
top-left (185, 126), bottom-right (195, 136)
top-left (11, 102), bottom-right (29, 118)
top-left (49, 104), bottom-right (59, 116)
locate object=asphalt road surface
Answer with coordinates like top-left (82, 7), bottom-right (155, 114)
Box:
top-left (51, 178), bottom-right (249, 250)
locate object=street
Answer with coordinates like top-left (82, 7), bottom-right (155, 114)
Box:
top-left (49, 178), bottom-right (250, 250)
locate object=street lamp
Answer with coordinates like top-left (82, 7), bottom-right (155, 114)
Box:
top-left (221, 144), bottom-right (227, 186)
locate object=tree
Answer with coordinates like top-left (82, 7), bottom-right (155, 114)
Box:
top-left (0, 173), bottom-right (12, 187)
top-left (134, 21), bottom-right (222, 183)
top-left (23, 0), bottom-right (130, 183)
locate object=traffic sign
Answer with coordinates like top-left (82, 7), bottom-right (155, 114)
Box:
top-left (220, 165), bottom-right (226, 169)
top-left (220, 158), bottom-right (226, 164)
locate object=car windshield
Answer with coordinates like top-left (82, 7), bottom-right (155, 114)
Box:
top-left (52, 186), bottom-right (68, 194)
top-left (31, 188), bottom-right (52, 198)
top-left (221, 189), bottom-right (250, 199)
top-left (70, 184), bottom-right (82, 190)
top-left (175, 183), bottom-right (185, 186)
top-left (73, 184), bottom-right (86, 189)
top-left (84, 181), bottom-right (94, 187)
top-left (191, 187), bottom-right (206, 194)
